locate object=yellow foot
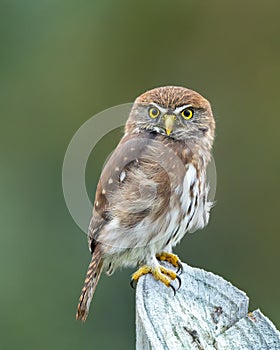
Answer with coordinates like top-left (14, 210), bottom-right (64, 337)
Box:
top-left (156, 252), bottom-right (183, 273)
top-left (130, 265), bottom-right (181, 294)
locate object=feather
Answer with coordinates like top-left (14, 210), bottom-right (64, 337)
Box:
top-left (76, 246), bottom-right (103, 321)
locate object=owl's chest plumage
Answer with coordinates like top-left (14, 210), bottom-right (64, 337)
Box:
top-left (167, 163), bottom-right (210, 247)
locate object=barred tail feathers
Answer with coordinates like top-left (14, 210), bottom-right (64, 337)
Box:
top-left (76, 249), bottom-right (103, 321)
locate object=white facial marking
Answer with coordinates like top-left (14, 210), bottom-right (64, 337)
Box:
top-left (174, 104), bottom-right (193, 114)
top-left (153, 126), bottom-right (164, 134)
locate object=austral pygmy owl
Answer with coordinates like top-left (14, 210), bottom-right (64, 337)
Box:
top-left (76, 86), bottom-right (215, 321)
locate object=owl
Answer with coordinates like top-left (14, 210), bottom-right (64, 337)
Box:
top-left (76, 86), bottom-right (215, 321)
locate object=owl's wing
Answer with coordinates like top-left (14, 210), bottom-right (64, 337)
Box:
top-left (88, 133), bottom-right (185, 249)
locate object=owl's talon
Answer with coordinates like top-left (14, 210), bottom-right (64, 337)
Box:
top-left (170, 283), bottom-right (177, 296)
top-left (176, 274), bottom-right (182, 289)
top-left (176, 261), bottom-right (183, 274)
top-left (169, 275), bottom-right (181, 296)
top-left (130, 279), bottom-right (137, 289)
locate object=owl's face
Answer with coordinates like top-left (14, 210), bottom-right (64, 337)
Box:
top-left (126, 86), bottom-right (215, 143)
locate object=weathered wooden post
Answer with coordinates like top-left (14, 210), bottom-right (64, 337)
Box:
top-left (136, 263), bottom-right (280, 350)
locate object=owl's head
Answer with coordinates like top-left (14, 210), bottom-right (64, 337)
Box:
top-left (126, 86), bottom-right (215, 145)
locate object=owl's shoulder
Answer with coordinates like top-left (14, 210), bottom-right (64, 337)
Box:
top-left (91, 133), bottom-right (153, 220)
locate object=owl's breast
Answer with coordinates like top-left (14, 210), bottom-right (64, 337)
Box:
top-left (165, 163), bottom-right (212, 248)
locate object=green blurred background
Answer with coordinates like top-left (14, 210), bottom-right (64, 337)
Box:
top-left (1, 0), bottom-right (279, 348)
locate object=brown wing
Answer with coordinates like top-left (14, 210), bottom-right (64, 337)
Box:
top-left (88, 132), bottom-right (187, 250)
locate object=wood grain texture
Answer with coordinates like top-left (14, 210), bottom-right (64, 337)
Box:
top-left (136, 263), bottom-right (280, 350)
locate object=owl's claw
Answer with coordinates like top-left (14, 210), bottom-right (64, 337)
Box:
top-left (176, 274), bottom-right (182, 289)
top-left (130, 279), bottom-right (137, 289)
top-left (130, 264), bottom-right (181, 293)
top-left (170, 274), bottom-right (182, 295)
top-left (156, 252), bottom-right (183, 274)
top-left (176, 261), bottom-right (183, 275)
top-left (170, 283), bottom-right (177, 296)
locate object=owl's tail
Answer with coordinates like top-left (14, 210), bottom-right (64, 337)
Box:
top-left (76, 246), bottom-right (103, 321)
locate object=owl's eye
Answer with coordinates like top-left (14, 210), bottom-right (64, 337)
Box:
top-left (148, 107), bottom-right (160, 119)
top-left (181, 108), bottom-right (193, 120)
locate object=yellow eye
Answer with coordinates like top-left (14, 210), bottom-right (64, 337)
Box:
top-left (148, 107), bottom-right (160, 119)
top-left (181, 108), bottom-right (193, 120)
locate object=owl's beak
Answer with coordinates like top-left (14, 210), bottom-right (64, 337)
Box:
top-left (164, 114), bottom-right (176, 136)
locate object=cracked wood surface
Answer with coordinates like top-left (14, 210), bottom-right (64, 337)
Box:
top-left (135, 263), bottom-right (280, 350)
